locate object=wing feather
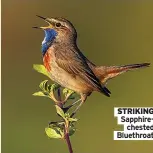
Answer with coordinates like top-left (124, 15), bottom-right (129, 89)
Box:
top-left (54, 48), bottom-right (110, 97)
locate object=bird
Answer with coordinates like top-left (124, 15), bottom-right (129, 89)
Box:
top-left (33, 15), bottom-right (150, 116)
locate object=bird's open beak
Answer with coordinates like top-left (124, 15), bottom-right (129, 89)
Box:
top-left (33, 15), bottom-right (53, 29)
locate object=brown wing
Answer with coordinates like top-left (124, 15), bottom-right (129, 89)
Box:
top-left (54, 48), bottom-right (110, 97)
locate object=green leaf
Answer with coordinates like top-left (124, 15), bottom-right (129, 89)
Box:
top-left (32, 91), bottom-right (47, 97)
top-left (55, 105), bottom-right (65, 119)
top-left (45, 127), bottom-right (62, 139)
top-left (39, 80), bottom-right (48, 91)
top-left (69, 126), bottom-right (76, 136)
top-left (68, 93), bottom-right (77, 99)
top-left (68, 118), bottom-right (78, 122)
top-left (63, 88), bottom-right (71, 96)
top-left (51, 84), bottom-right (60, 92)
top-left (63, 88), bottom-right (75, 99)
top-left (64, 113), bottom-right (70, 118)
top-left (33, 64), bottom-right (50, 78)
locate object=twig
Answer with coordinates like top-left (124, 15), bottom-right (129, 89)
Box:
top-left (56, 88), bottom-right (64, 108)
top-left (57, 88), bottom-right (62, 101)
top-left (57, 88), bottom-right (73, 153)
top-left (64, 121), bottom-right (73, 153)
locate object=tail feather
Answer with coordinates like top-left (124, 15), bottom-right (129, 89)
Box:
top-left (95, 63), bottom-right (150, 84)
top-left (116, 63), bottom-right (150, 71)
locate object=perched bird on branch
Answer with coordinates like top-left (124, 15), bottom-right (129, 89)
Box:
top-left (33, 15), bottom-right (150, 116)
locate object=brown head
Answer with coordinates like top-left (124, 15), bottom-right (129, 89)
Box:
top-left (34, 15), bottom-right (77, 44)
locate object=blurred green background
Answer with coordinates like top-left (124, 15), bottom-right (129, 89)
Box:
top-left (2, 0), bottom-right (153, 153)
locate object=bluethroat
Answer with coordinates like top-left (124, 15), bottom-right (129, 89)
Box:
top-left (33, 15), bottom-right (150, 116)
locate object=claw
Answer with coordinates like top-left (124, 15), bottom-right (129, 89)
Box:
top-left (62, 98), bottom-right (81, 113)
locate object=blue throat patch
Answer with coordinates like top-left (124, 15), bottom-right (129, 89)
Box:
top-left (42, 29), bottom-right (57, 56)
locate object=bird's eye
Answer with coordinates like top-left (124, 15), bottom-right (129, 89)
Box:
top-left (55, 22), bottom-right (61, 28)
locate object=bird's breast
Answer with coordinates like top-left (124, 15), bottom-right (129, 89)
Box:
top-left (43, 51), bottom-right (52, 72)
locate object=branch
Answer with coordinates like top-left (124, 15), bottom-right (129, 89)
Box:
top-left (33, 79), bottom-right (76, 153)
top-left (64, 121), bottom-right (73, 153)
top-left (57, 88), bottom-right (73, 153)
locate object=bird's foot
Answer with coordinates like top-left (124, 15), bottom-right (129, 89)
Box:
top-left (61, 98), bottom-right (81, 113)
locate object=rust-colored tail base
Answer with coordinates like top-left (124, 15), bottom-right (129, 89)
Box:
top-left (96, 63), bottom-right (150, 84)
